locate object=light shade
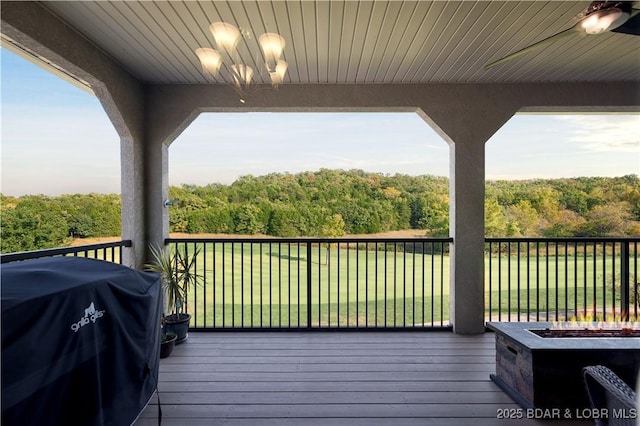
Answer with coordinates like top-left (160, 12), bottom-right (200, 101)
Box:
top-left (579, 8), bottom-right (629, 34)
top-left (230, 64), bottom-right (253, 86)
top-left (258, 32), bottom-right (286, 72)
top-left (269, 60), bottom-right (288, 85)
top-left (195, 47), bottom-right (222, 78)
top-left (210, 22), bottom-right (241, 52)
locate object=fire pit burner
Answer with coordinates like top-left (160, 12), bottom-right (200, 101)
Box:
top-left (531, 328), bottom-right (640, 338)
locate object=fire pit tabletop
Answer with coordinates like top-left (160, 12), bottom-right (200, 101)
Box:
top-left (486, 322), bottom-right (640, 350)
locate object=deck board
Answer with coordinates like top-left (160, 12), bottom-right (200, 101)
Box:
top-left (136, 331), bottom-right (591, 426)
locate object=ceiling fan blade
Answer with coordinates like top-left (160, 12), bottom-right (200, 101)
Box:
top-left (611, 8), bottom-right (640, 35)
top-left (484, 26), bottom-right (579, 70)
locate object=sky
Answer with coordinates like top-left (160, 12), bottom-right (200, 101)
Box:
top-left (1, 47), bottom-right (639, 196)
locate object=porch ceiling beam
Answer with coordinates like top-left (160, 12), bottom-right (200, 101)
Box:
top-left (147, 82), bottom-right (639, 146)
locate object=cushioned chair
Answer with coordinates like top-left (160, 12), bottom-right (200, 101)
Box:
top-left (582, 365), bottom-right (637, 426)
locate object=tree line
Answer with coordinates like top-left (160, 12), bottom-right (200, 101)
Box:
top-left (1, 170), bottom-right (638, 253)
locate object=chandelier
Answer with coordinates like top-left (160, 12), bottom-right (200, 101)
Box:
top-left (195, 22), bottom-right (287, 103)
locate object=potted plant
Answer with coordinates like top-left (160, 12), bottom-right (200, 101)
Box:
top-left (146, 245), bottom-right (202, 344)
top-left (160, 329), bottom-right (177, 358)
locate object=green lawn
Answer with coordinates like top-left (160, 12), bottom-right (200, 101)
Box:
top-left (485, 253), bottom-right (635, 321)
top-left (174, 241), bottom-right (636, 328)
top-left (181, 242), bottom-right (448, 328)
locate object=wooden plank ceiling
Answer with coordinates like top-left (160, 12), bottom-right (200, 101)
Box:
top-left (41, 1), bottom-right (640, 85)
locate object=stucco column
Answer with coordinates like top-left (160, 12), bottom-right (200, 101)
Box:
top-left (120, 136), bottom-right (145, 267)
top-left (144, 91), bottom-right (203, 255)
top-left (144, 139), bottom-right (170, 254)
top-left (447, 139), bottom-right (487, 334)
top-left (418, 94), bottom-right (518, 334)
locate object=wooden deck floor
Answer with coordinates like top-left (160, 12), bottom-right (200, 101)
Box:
top-left (135, 331), bottom-right (589, 426)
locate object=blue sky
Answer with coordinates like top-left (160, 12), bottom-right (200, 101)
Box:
top-left (1, 47), bottom-right (639, 196)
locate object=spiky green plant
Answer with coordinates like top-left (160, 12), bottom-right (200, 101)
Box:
top-left (146, 245), bottom-right (202, 315)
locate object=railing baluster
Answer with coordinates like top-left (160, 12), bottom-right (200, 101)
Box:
top-left (498, 242), bottom-right (502, 322)
top-left (423, 241), bottom-right (426, 327)
top-left (231, 242), bottom-right (235, 327)
top-left (583, 241), bottom-right (587, 316)
top-left (250, 242), bottom-right (253, 327)
top-left (412, 244), bottom-right (416, 327)
top-left (269, 241), bottom-right (273, 328)
top-left (573, 241), bottom-right (578, 318)
top-left (602, 242), bottom-right (606, 317)
top-left (516, 242), bottom-right (520, 321)
top-left (612, 242), bottom-right (616, 318)
top-left (337, 242), bottom-right (341, 328)
top-left (213, 242), bottom-right (217, 327)
top-left (374, 243), bottom-right (378, 327)
top-left (620, 240), bottom-right (630, 320)
top-left (403, 243), bottom-right (406, 327)
top-left (554, 241), bottom-right (558, 321)
top-left (241, 242), bottom-right (244, 328)
top-left (526, 242), bottom-right (530, 320)
top-left (365, 243), bottom-right (369, 327)
top-left (393, 242), bottom-right (397, 327)
top-left (204, 242), bottom-right (208, 328)
top-left (278, 241), bottom-right (282, 328)
top-left (346, 242), bottom-right (350, 328)
top-left (317, 243), bottom-right (321, 327)
top-left (356, 245), bottom-right (359, 328)
top-left (297, 242), bottom-right (301, 327)
top-left (260, 242), bottom-right (264, 328)
top-left (222, 243), bottom-right (226, 327)
top-left (287, 242), bottom-right (291, 327)
top-left (327, 242), bottom-right (331, 327)
top-left (306, 242), bottom-right (312, 328)
top-left (507, 241), bottom-right (512, 321)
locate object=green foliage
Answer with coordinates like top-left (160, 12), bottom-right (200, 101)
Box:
top-left (485, 175), bottom-right (640, 238)
top-left (2, 172), bottom-right (638, 253)
top-left (267, 203), bottom-right (307, 237)
top-left (0, 195), bottom-right (70, 252)
top-left (60, 193), bottom-right (121, 238)
top-left (231, 204), bottom-right (266, 234)
top-left (0, 193), bottom-right (120, 253)
top-left (168, 171), bottom-right (637, 239)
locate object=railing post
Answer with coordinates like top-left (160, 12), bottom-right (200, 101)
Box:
top-left (621, 240), bottom-right (630, 321)
top-left (306, 242), bottom-right (312, 329)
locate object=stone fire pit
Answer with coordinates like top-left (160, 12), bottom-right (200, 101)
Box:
top-left (487, 322), bottom-right (640, 411)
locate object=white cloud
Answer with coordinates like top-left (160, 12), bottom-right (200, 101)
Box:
top-left (487, 114), bottom-right (639, 180)
top-left (554, 115), bottom-right (640, 152)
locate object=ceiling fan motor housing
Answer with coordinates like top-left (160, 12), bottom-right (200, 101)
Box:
top-left (580, 1), bottom-right (632, 34)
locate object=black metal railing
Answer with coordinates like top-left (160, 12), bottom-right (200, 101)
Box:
top-left (166, 237), bottom-right (453, 330)
top-left (7, 236), bottom-right (638, 328)
top-left (485, 238), bottom-right (639, 322)
top-left (0, 240), bottom-right (132, 264)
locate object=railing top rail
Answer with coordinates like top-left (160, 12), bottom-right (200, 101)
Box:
top-left (166, 237), bottom-right (454, 244)
top-left (0, 240), bottom-right (132, 264)
top-left (485, 237), bottom-right (640, 243)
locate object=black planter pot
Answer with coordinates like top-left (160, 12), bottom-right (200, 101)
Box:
top-left (160, 333), bottom-right (177, 358)
top-left (163, 313), bottom-right (191, 344)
